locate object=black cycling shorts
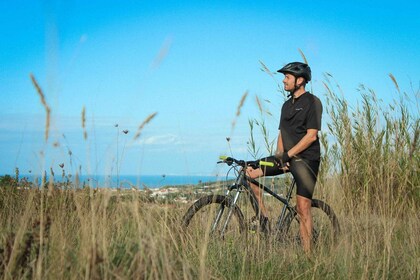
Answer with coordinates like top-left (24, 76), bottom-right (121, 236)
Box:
top-left (258, 155), bottom-right (320, 199)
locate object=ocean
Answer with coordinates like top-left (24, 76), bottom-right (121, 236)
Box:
top-left (18, 174), bottom-right (231, 189)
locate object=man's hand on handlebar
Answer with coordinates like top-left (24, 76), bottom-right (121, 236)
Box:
top-left (273, 152), bottom-right (290, 171)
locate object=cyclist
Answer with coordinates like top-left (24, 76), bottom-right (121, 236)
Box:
top-left (246, 61), bottom-right (322, 253)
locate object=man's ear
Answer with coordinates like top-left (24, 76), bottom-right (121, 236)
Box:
top-left (296, 77), bottom-right (306, 87)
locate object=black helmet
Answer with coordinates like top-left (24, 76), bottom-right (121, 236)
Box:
top-left (277, 62), bottom-right (311, 82)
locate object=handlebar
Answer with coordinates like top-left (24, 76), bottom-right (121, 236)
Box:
top-left (218, 156), bottom-right (274, 169)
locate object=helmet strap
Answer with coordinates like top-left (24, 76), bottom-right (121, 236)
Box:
top-left (288, 77), bottom-right (305, 101)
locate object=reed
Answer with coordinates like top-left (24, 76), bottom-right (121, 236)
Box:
top-left (323, 74), bottom-right (419, 210)
top-left (230, 91), bottom-right (248, 136)
top-left (132, 112), bottom-right (158, 141)
top-left (30, 74), bottom-right (51, 142)
top-left (81, 106), bottom-right (87, 140)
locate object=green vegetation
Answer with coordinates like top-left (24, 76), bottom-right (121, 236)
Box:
top-left (1, 75), bottom-right (419, 279)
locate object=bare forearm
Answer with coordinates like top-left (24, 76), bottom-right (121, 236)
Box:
top-left (288, 129), bottom-right (318, 157)
top-left (276, 131), bottom-right (284, 154)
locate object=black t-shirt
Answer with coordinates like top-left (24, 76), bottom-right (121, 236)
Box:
top-left (279, 92), bottom-right (322, 161)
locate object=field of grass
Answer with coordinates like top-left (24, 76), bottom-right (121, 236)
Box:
top-left (0, 180), bottom-right (418, 279)
top-left (0, 74), bottom-right (419, 279)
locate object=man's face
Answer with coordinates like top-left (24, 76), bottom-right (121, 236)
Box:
top-left (283, 74), bottom-right (305, 92)
top-left (282, 74), bottom-right (297, 92)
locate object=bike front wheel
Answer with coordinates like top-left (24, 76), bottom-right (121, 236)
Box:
top-left (181, 194), bottom-right (246, 239)
top-left (280, 199), bottom-right (340, 246)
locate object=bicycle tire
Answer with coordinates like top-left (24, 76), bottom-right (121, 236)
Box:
top-left (181, 194), bottom-right (246, 238)
top-left (280, 199), bottom-right (340, 246)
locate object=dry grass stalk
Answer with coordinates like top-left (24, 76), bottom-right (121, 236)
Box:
top-left (81, 106), bottom-right (87, 140)
top-left (388, 73), bottom-right (400, 93)
top-left (48, 174), bottom-right (54, 196)
top-left (255, 95), bottom-right (263, 114)
top-left (259, 60), bottom-right (274, 78)
top-left (133, 112), bottom-right (158, 141)
top-left (150, 37), bottom-right (172, 70)
top-left (236, 91), bottom-right (247, 117)
top-left (231, 91), bottom-right (248, 133)
top-left (30, 73), bottom-right (51, 142)
top-left (322, 81), bottom-right (333, 96)
top-left (298, 48), bottom-right (308, 65)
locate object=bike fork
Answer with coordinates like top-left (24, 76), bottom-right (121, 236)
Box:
top-left (211, 189), bottom-right (241, 238)
top-left (210, 189), bottom-right (231, 233)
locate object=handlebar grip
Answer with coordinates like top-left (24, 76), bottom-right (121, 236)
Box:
top-left (259, 160), bottom-right (274, 167)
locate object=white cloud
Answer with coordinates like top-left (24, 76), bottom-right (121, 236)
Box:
top-left (139, 134), bottom-right (182, 145)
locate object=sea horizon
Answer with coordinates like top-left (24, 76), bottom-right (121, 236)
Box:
top-left (14, 174), bottom-right (232, 189)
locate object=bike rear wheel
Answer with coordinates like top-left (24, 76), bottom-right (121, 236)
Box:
top-left (181, 194), bottom-right (246, 239)
top-left (280, 199), bottom-right (340, 246)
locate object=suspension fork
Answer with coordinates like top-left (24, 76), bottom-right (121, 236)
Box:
top-left (219, 188), bottom-right (241, 237)
top-left (212, 172), bottom-right (245, 237)
top-left (210, 188), bottom-right (231, 233)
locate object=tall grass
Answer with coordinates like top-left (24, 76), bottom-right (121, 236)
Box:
top-left (323, 73), bottom-right (419, 210)
top-left (1, 73), bottom-right (419, 279)
top-left (0, 181), bottom-right (418, 279)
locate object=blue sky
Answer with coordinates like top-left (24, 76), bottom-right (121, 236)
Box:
top-left (1, 0), bottom-right (419, 178)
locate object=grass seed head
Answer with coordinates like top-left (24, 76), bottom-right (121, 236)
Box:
top-left (30, 73), bottom-right (51, 142)
top-left (133, 112), bottom-right (158, 141)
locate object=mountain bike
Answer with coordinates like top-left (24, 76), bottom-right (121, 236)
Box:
top-left (181, 156), bottom-right (340, 246)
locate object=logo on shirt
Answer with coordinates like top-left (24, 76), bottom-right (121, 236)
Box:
top-left (295, 108), bottom-right (303, 111)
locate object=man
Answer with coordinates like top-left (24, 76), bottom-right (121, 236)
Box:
top-left (246, 61), bottom-right (322, 253)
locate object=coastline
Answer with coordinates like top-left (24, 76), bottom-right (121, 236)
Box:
top-left (15, 174), bottom-right (232, 189)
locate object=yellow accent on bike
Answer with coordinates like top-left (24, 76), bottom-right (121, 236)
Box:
top-left (259, 161), bottom-right (274, 167)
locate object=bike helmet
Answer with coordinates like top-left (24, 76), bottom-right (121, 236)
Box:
top-left (277, 62), bottom-right (311, 82)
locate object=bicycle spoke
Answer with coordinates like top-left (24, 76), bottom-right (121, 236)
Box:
top-left (182, 195), bottom-right (245, 240)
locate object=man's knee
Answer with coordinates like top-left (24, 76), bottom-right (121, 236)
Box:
top-left (246, 167), bottom-right (263, 179)
top-left (296, 195), bottom-right (312, 216)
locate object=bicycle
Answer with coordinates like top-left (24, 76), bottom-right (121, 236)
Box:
top-left (181, 156), bottom-right (340, 246)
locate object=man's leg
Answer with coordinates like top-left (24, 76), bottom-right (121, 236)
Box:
top-left (246, 156), bottom-right (287, 218)
top-left (246, 167), bottom-right (268, 217)
top-left (291, 158), bottom-right (319, 253)
top-left (246, 156), bottom-right (286, 232)
top-left (297, 195), bottom-right (313, 253)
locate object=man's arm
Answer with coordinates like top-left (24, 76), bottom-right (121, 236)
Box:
top-left (276, 130), bottom-right (284, 154)
top-left (287, 129), bottom-right (318, 158)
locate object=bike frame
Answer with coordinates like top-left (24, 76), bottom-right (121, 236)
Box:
top-left (215, 163), bottom-right (298, 237)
